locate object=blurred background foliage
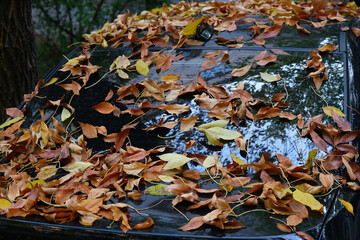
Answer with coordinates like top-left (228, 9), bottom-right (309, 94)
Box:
top-left (32, 0), bottom-right (175, 78)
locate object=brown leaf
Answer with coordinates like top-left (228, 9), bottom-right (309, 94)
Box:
top-left (178, 216), bottom-right (204, 231)
top-left (310, 130), bottom-right (327, 152)
top-left (132, 218), bottom-right (154, 229)
top-left (256, 55), bottom-right (277, 66)
top-left (286, 215), bottom-right (303, 226)
top-left (253, 38), bottom-right (265, 45)
top-left (202, 50), bottom-right (223, 58)
top-left (276, 223), bottom-right (292, 233)
top-left (127, 191), bottom-right (143, 200)
top-left (231, 65), bottom-right (252, 77)
top-left (312, 0), bottom-right (328, 12)
top-left (156, 104), bottom-right (190, 114)
top-left (319, 173), bottom-right (334, 191)
top-left (185, 140), bottom-right (196, 150)
top-left (296, 231), bottom-right (315, 240)
top-left (318, 44), bottom-right (338, 52)
top-left (258, 25), bottom-right (282, 39)
top-left (183, 169), bottom-right (200, 180)
top-left (92, 102), bottom-right (115, 114)
top-left (79, 122), bottom-right (98, 138)
top-left (279, 112), bottom-right (297, 120)
top-left (254, 50), bottom-right (267, 61)
top-left (180, 116), bottom-right (198, 132)
top-left (6, 108), bottom-right (24, 118)
top-left (253, 107), bottom-right (282, 120)
top-left (201, 57), bottom-right (219, 71)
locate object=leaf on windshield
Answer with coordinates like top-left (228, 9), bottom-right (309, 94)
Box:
top-left (181, 17), bottom-right (204, 35)
top-left (197, 120), bottom-right (241, 146)
top-left (136, 59), bottom-right (149, 76)
top-left (260, 72), bottom-right (281, 82)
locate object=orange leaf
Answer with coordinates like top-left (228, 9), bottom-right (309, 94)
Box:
top-left (132, 218), bottom-right (154, 229)
top-left (253, 107), bottom-right (282, 119)
top-left (92, 102), bottom-right (115, 114)
top-left (79, 122), bottom-right (98, 138)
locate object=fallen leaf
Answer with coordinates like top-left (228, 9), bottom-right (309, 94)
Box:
top-left (322, 106), bottom-right (345, 117)
top-left (260, 72), bottom-right (281, 82)
top-left (0, 117), bottom-right (23, 129)
top-left (181, 17), bottom-right (204, 35)
top-left (201, 57), bottom-right (219, 71)
top-left (338, 198), bottom-right (354, 215)
top-left (132, 218), bottom-right (154, 229)
top-left (293, 189), bottom-right (323, 212)
top-left (145, 184), bottom-right (174, 196)
top-left (256, 55), bottom-right (277, 66)
top-left (92, 102), bottom-right (115, 114)
top-left (231, 65), bottom-right (252, 77)
top-left (0, 199), bottom-right (11, 210)
top-left (79, 122), bottom-right (98, 138)
top-left (61, 108), bottom-right (71, 122)
top-left (318, 44), bottom-right (338, 52)
top-left (158, 153), bottom-right (194, 170)
top-left (352, 27), bottom-right (360, 37)
top-left (136, 60), bottom-right (149, 76)
top-left (63, 162), bottom-right (93, 173)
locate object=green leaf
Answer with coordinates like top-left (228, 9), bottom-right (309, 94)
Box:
top-left (260, 72), bottom-right (281, 82)
top-left (293, 189), bottom-right (323, 212)
top-left (205, 127), bottom-right (241, 140)
top-left (26, 179), bottom-right (45, 189)
top-left (0, 199), bottom-right (11, 210)
top-left (158, 153), bottom-right (193, 170)
top-left (136, 60), bottom-right (149, 76)
top-left (181, 17), bottom-right (204, 35)
top-left (63, 162), bottom-right (93, 173)
top-left (61, 108), bottom-right (71, 122)
top-left (0, 117), bottom-right (23, 129)
top-left (338, 198), bottom-right (354, 215)
top-left (145, 184), bottom-right (174, 196)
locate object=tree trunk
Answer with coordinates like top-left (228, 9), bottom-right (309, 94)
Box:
top-left (0, 0), bottom-right (37, 121)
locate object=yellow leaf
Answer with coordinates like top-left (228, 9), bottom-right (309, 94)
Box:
top-left (323, 106), bottom-right (346, 117)
top-left (26, 179), bottom-right (45, 189)
top-left (338, 198), bottom-right (354, 215)
top-left (63, 162), bottom-right (93, 173)
top-left (198, 119), bottom-right (229, 130)
top-left (203, 155), bottom-right (217, 168)
top-left (293, 189), bottom-right (323, 212)
top-left (157, 175), bottom-right (175, 183)
top-left (197, 120), bottom-right (241, 146)
top-left (0, 199), bottom-right (11, 210)
top-left (61, 108), bottom-right (71, 122)
top-left (136, 60), bottom-right (149, 76)
top-left (260, 72), bottom-right (281, 82)
top-left (0, 117), bottom-right (23, 129)
top-left (231, 152), bottom-right (246, 165)
top-left (181, 17), bottom-right (204, 35)
top-left (160, 74), bottom-right (181, 82)
top-left (43, 78), bottom-right (59, 87)
top-left (158, 153), bottom-right (193, 170)
top-left (41, 120), bottom-right (49, 147)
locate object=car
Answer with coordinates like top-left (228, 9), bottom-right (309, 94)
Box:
top-left (0, 1), bottom-right (360, 239)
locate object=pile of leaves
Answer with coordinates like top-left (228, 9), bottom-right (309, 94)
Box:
top-left (1, 0), bottom-right (360, 239)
